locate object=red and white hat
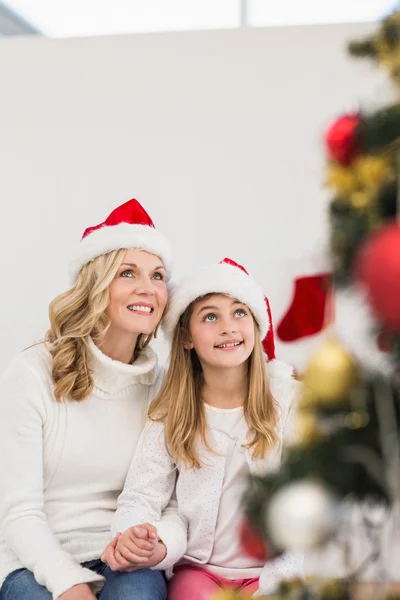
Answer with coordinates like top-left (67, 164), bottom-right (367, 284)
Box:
top-left (164, 257), bottom-right (276, 361)
top-left (69, 199), bottom-right (173, 283)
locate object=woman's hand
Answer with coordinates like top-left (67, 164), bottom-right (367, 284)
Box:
top-left (58, 583), bottom-right (97, 599)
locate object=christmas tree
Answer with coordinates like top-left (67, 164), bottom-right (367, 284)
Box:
top-left (221, 11), bottom-right (400, 600)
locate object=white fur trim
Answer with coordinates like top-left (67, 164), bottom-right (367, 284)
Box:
top-left (69, 223), bottom-right (173, 283)
top-left (163, 262), bottom-right (270, 338)
top-left (267, 359), bottom-right (294, 380)
top-left (334, 286), bottom-right (392, 375)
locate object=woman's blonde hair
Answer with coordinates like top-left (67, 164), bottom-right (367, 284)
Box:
top-left (149, 294), bottom-right (279, 468)
top-left (45, 249), bottom-right (159, 402)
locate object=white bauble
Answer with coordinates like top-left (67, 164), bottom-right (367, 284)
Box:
top-left (266, 480), bottom-right (338, 551)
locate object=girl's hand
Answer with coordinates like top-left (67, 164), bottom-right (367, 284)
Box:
top-left (115, 524), bottom-right (157, 566)
top-left (144, 539), bottom-right (167, 567)
top-left (58, 583), bottom-right (97, 599)
top-left (101, 524), bottom-right (158, 572)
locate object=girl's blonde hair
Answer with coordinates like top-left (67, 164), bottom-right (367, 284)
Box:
top-left (45, 249), bottom-right (158, 402)
top-left (149, 294), bottom-right (279, 468)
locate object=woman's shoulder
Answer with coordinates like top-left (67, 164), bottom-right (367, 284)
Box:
top-left (153, 363), bottom-right (165, 386)
top-left (0, 343), bottom-right (54, 415)
top-left (2, 342), bottom-right (52, 382)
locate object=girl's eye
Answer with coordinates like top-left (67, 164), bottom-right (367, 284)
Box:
top-left (203, 313), bottom-right (217, 323)
top-left (120, 269), bottom-right (134, 278)
top-left (235, 308), bottom-right (247, 318)
top-left (152, 272), bottom-right (164, 281)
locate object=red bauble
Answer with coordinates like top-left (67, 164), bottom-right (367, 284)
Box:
top-left (239, 519), bottom-right (270, 561)
top-left (325, 113), bottom-right (361, 165)
top-left (355, 222), bottom-right (400, 330)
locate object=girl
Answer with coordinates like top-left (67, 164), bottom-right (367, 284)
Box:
top-left (0, 199), bottom-right (185, 600)
top-left (106, 257), bottom-right (302, 598)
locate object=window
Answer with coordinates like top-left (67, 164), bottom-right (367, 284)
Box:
top-left (3, 0), bottom-right (240, 37)
top-left (247, 0), bottom-right (397, 27)
top-left (2, 0), bottom-right (398, 38)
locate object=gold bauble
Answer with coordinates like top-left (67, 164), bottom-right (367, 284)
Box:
top-left (299, 387), bottom-right (318, 410)
top-left (289, 410), bottom-right (322, 448)
top-left (303, 339), bottom-right (358, 404)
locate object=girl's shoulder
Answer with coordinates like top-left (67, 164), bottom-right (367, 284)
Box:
top-left (268, 359), bottom-right (302, 423)
top-left (267, 359), bottom-right (295, 381)
top-left (141, 416), bottom-right (166, 438)
top-left (135, 418), bottom-right (172, 458)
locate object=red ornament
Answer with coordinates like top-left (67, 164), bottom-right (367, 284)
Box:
top-left (239, 519), bottom-right (270, 561)
top-left (355, 222), bottom-right (400, 330)
top-left (325, 113), bottom-right (361, 165)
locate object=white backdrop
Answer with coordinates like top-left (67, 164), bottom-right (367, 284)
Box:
top-left (0, 22), bottom-right (379, 371)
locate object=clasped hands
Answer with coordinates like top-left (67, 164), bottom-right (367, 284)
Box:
top-left (101, 523), bottom-right (166, 572)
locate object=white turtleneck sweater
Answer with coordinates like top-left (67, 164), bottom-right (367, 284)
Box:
top-left (0, 339), bottom-right (184, 599)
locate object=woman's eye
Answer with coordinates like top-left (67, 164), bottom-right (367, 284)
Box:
top-left (204, 313), bottom-right (217, 322)
top-left (120, 269), bottom-right (134, 278)
top-left (235, 308), bottom-right (247, 317)
top-left (152, 272), bottom-right (164, 281)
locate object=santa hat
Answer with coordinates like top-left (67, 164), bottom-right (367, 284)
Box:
top-left (164, 257), bottom-right (276, 361)
top-left (69, 199), bottom-right (173, 283)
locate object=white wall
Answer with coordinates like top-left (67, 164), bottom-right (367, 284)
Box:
top-left (0, 22), bottom-right (379, 371)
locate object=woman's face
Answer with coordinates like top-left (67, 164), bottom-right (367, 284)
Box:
top-left (107, 248), bottom-right (168, 338)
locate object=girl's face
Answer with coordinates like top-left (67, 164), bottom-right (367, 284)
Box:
top-left (106, 248), bottom-right (168, 339)
top-left (186, 294), bottom-right (255, 370)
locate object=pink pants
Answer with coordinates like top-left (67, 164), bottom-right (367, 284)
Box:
top-left (168, 565), bottom-right (259, 600)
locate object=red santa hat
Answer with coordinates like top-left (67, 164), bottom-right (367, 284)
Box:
top-left (164, 257), bottom-right (276, 361)
top-left (69, 199), bottom-right (173, 283)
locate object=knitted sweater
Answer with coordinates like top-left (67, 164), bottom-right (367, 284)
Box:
top-left (0, 338), bottom-right (184, 599)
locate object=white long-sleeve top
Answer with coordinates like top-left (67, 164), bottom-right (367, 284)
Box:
top-left (202, 403), bottom-right (265, 579)
top-left (112, 364), bottom-right (304, 591)
top-left (0, 338), bottom-right (186, 599)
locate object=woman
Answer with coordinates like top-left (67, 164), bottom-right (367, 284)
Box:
top-left (0, 199), bottom-right (185, 600)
